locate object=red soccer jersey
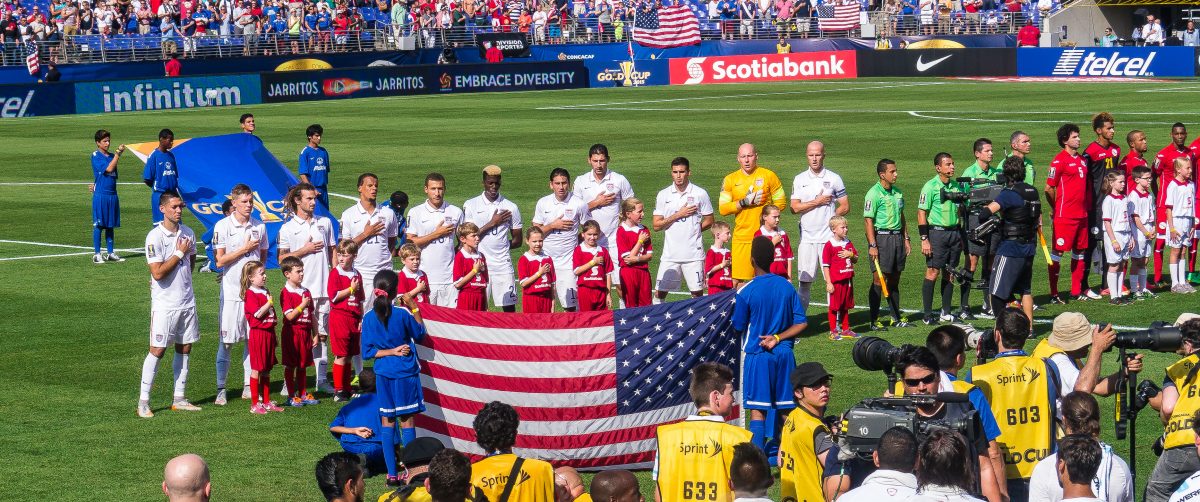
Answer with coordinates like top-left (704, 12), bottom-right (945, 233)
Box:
top-left (615, 224), bottom-right (653, 271)
top-left (397, 269), bottom-right (430, 304)
top-left (754, 227), bottom-right (793, 276)
top-left (1083, 141), bottom-right (1121, 172)
top-left (706, 247), bottom-right (733, 291)
top-left (1046, 150), bottom-right (1091, 220)
top-left (1154, 145), bottom-right (1196, 206)
top-left (573, 245), bottom-right (612, 289)
top-left (453, 250), bottom-right (489, 294)
top-left (821, 239), bottom-right (857, 283)
top-left (327, 267), bottom-right (364, 314)
top-left (518, 252), bottom-right (555, 295)
top-left (243, 288), bottom-right (278, 330)
top-left (1120, 151), bottom-right (1148, 188)
top-left (1190, 137), bottom-right (1200, 159)
top-left (280, 285), bottom-right (313, 331)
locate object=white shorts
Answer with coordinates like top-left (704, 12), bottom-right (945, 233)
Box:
top-left (1169, 218), bottom-right (1196, 248)
top-left (554, 263), bottom-right (578, 310)
top-left (313, 297), bottom-right (330, 335)
top-left (220, 299), bottom-right (248, 344)
top-left (1104, 232), bottom-right (1131, 264)
top-left (358, 267), bottom-right (386, 311)
top-left (151, 307), bottom-right (200, 348)
top-left (655, 260), bottom-right (706, 293)
top-left (487, 272), bottom-right (518, 307)
top-left (1131, 231), bottom-right (1154, 259)
top-left (428, 283), bottom-right (458, 308)
top-left (608, 245), bottom-right (621, 285)
top-left (796, 242), bottom-right (825, 283)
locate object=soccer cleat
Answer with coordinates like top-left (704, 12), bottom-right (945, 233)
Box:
top-left (1109, 298), bottom-right (1125, 306)
top-left (301, 393), bottom-right (320, 405)
top-left (869, 321), bottom-right (888, 332)
top-left (333, 391), bottom-right (351, 402)
top-left (829, 332), bottom-right (842, 341)
top-left (318, 382), bottom-right (337, 395)
top-left (1185, 284), bottom-right (1198, 294)
top-left (957, 310), bottom-right (977, 321)
top-left (1085, 289), bottom-right (1103, 300)
top-left (890, 317), bottom-right (912, 328)
top-left (1075, 294), bottom-right (1093, 302)
top-left (922, 315), bottom-right (938, 326)
top-left (977, 308), bottom-right (995, 319)
top-left (1188, 272), bottom-right (1200, 285)
top-left (198, 262), bottom-right (215, 273)
top-left (351, 374), bottom-right (360, 387)
top-left (290, 397), bottom-right (306, 407)
top-left (250, 403), bottom-right (268, 415)
top-left (939, 313), bottom-right (955, 323)
top-left (840, 330), bottom-right (860, 339)
top-left (241, 387), bottom-right (252, 400)
top-left (171, 400), bottom-right (201, 412)
top-left (92, 253), bottom-right (105, 264)
top-left (214, 389), bottom-right (227, 406)
top-left (138, 401), bottom-right (154, 418)
top-left (104, 252), bottom-right (125, 262)
top-left (263, 401), bottom-right (286, 412)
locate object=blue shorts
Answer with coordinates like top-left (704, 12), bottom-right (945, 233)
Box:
top-left (377, 373), bottom-right (424, 418)
top-left (92, 193), bottom-right (121, 228)
top-left (742, 344), bottom-right (797, 411)
top-left (341, 440), bottom-right (386, 477)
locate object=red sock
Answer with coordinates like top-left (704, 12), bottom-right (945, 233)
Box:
top-left (295, 367), bottom-right (308, 398)
top-left (260, 372), bottom-right (271, 404)
top-left (1047, 259), bottom-right (1060, 297)
top-left (249, 376), bottom-right (259, 406)
top-left (342, 363), bottom-right (354, 391)
top-left (1190, 245), bottom-right (1197, 273)
top-left (1154, 240), bottom-right (1165, 283)
top-left (828, 310), bottom-right (838, 333)
top-left (332, 362), bottom-right (344, 392)
top-left (1070, 257), bottom-right (1087, 296)
top-left (841, 309), bottom-right (851, 331)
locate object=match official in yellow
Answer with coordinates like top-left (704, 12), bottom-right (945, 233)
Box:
top-left (779, 362), bottom-right (834, 502)
top-left (469, 401), bottom-right (555, 502)
top-left (1145, 318), bottom-right (1200, 502)
top-left (718, 143), bottom-right (786, 283)
top-left (653, 362), bottom-right (752, 502)
top-left (966, 308), bottom-right (1062, 502)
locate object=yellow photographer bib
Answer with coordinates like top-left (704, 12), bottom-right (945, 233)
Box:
top-left (655, 418), bottom-right (753, 502)
top-left (1030, 339), bottom-right (1066, 361)
top-left (779, 407), bottom-right (828, 502)
top-left (1164, 354), bottom-right (1200, 449)
top-left (970, 354), bottom-right (1056, 480)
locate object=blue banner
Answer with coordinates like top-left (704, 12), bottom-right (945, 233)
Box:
top-left (261, 65), bottom-right (429, 103)
top-left (585, 58), bottom-right (669, 87)
top-left (1017, 47), bottom-right (1195, 77)
top-left (75, 74), bottom-right (262, 114)
top-left (164, 134), bottom-right (338, 269)
top-left (0, 82), bottom-right (75, 118)
top-left (432, 61), bottom-right (588, 93)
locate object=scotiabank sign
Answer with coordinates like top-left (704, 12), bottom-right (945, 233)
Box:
top-left (668, 51), bottom-right (857, 85)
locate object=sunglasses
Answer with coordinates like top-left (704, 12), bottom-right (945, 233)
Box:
top-left (903, 374), bottom-right (937, 387)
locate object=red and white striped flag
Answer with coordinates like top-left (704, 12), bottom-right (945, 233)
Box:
top-left (632, 4), bottom-right (701, 49)
top-left (413, 292), bottom-right (742, 469)
top-left (817, 0), bottom-right (861, 31)
top-left (26, 43), bottom-right (40, 76)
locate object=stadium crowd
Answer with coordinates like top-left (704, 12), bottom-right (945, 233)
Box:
top-left (99, 111), bottom-right (1200, 501)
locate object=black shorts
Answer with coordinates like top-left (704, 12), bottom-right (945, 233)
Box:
top-left (967, 212), bottom-right (1000, 256)
top-left (926, 228), bottom-right (963, 270)
top-left (870, 232), bottom-right (907, 274)
top-left (988, 254), bottom-right (1033, 299)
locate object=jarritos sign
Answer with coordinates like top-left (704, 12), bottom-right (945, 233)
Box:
top-left (668, 51), bottom-right (857, 85)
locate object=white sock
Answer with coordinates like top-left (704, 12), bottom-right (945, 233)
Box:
top-left (1171, 261), bottom-right (1181, 286)
top-left (1140, 270), bottom-right (1149, 292)
top-left (1107, 272), bottom-right (1119, 299)
top-left (242, 345), bottom-right (251, 386)
top-left (1129, 270), bottom-right (1140, 294)
top-left (215, 343), bottom-right (230, 389)
top-left (1117, 271), bottom-right (1126, 297)
top-left (140, 353), bottom-right (161, 402)
top-left (352, 354), bottom-right (363, 375)
top-left (313, 341), bottom-right (329, 386)
top-left (652, 296), bottom-right (662, 305)
top-left (172, 353), bottom-right (189, 400)
top-left (797, 282), bottom-right (812, 312)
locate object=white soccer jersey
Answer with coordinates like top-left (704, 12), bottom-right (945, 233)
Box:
top-left (406, 200), bottom-right (464, 285)
top-left (573, 169), bottom-right (634, 246)
top-left (532, 193), bottom-right (590, 263)
top-left (146, 222), bottom-right (197, 311)
top-left (340, 202), bottom-right (399, 273)
top-left (1102, 194), bottom-right (1132, 233)
top-left (278, 214), bottom-right (335, 299)
top-left (791, 168), bottom-right (848, 244)
top-left (1130, 188), bottom-right (1155, 228)
top-left (653, 182), bottom-right (714, 263)
top-left (213, 215), bottom-right (268, 301)
top-left (1166, 179), bottom-right (1196, 225)
top-left (462, 192), bottom-right (523, 274)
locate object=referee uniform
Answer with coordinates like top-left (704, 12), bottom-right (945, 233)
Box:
top-left (918, 174), bottom-right (966, 322)
top-left (863, 181), bottom-right (909, 328)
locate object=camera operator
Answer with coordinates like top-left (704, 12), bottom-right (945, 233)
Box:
top-left (978, 156), bottom-right (1041, 324)
top-left (1030, 312), bottom-right (1144, 405)
top-left (1166, 412), bottom-right (1200, 502)
top-left (1146, 318), bottom-right (1200, 502)
top-left (898, 346), bottom-right (1005, 502)
top-left (918, 152), bottom-right (967, 325)
top-left (967, 307), bottom-right (1064, 502)
top-left (836, 427), bottom-right (918, 502)
top-left (779, 362), bottom-right (835, 502)
top-left (910, 429), bottom-right (988, 502)
top-left (1028, 392), bottom-right (1134, 502)
top-left (960, 138), bottom-right (1001, 319)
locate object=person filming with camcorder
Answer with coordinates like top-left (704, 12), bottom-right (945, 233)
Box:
top-left (970, 156), bottom-right (1041, 326)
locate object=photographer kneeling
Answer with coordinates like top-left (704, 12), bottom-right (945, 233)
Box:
top-left (975, 156), bottom-right (1041, 325)
top-left (1146, 318), bottom-right (1200, 502)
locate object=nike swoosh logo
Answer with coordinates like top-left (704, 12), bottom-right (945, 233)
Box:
top-left (915, 54), bottom-right (952, 72)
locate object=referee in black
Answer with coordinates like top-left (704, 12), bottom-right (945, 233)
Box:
top-left (864, 159), bottom-right (911, 330)
top-left (918, 153), bottom-right (967, 325)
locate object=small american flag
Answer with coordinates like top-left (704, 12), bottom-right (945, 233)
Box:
top-left (817, 0), bottom-right (861, 31)
top-left (25, 43), bottom-right (40, 76)
top-left (632, 4), bottom-right (701, 49)
top-left (413, 291), bottom-right (742, 469)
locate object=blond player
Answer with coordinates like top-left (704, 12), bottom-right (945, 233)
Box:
top-left (462, 165), bottom-right (523, 312)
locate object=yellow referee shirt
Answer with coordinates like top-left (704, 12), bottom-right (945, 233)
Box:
top-left (719, 166), bottom-right (786, 280)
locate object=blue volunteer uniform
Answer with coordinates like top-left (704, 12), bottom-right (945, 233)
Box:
top-left (329, 392), bottom-right (402, 475)
top-left (143, 149), bottom-right (179, 223)
top-left (92, 149), bottom-right (120, 229)
top-left (362, 305), bottom-right (427, 477)
top-left (298, 144), bottom-right (331, 208)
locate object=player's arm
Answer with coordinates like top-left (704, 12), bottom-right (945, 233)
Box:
top-left (834, 194), bottom-right (849, 217)
top-left (252, 296), bottom-right (274, 319)
top-left (105, 145), bottom-right (124, 174)
top-left (407, 223), bottom-right (452, 249)
top-left (509, 226), bottom-right (523, 249)
top-left (331, 276), bottom-right (360, 304)
top-left (718, 179), bottom-right (741, 216)
top-left (1166, 204), bottom-right (1178, 237)
top-left (706, 253), bottom-right (725, 279)
top-left (863, 216), bottom-right (877, 252)
top-left (1104, 218), bottom-right (1118, 250)
top-left (142, 156), bottom-right (155, 187)
top-left (699, 213), bottom-right (714, 232)
top-left (283, 294), bottom-right (306, 321)
top-left (980, 445), bottom-right (1005, 502)
top-left (574, 254), bottom-right (598, 277)
top-left (518, 266), bottom-right (544, 289)
top-left (148, 237), bottom-right (192, 281)
top-left (453, 261), bottom-right (479, 290)
top-left (214, 234), bottom-right (258, 269)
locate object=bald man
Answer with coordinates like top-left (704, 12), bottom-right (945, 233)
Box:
top-left (555, 466), bottom-right (587, 501)
top-left (718, 143), bottom-right (787, 285)
top-left (162, 454), bottom-right (211, 502)
top-left (591, 470), bottom-right (644, 502)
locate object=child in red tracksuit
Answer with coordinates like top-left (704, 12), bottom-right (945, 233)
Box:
top-left (616, 198), bottom-right (653, 308)
top-left (706, 221), bottom-right (734, 295)
top-left (242, 260), bottom-right (283, 414)
top-left (754, 205), bottom-right (793, 280)
top-left (821, 216), bottom-right (858, 340)
top-left (518, 227), bottom-right (556, 313)
top-left (279, 256), bottom-right (319, 407)
top-left (574, 220), bottom-right (613, 311)
top-left (453, 223), bottom-right (489, 311)
top-left (326, 239), bottom-right (363, 401)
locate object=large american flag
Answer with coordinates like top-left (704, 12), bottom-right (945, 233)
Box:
top-left (632, 4), bottom-right (701, 48)
top-left (817, 0), bottom-right (861, 31)
top-left (413, 291), bottom-right (742, 469)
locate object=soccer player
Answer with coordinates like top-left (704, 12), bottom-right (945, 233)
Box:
top-left (574, 220), bottom-right (613, 311)
top-left (960, 138), bottom-right (999, 318)
top-left (790, 140), bottom-right (850, 312)
top-left (573, 144), bottom-right (634, 287)
top-left (142, 128), bottom-right (178, 224)
top-left (532, 168), bottom-right (590, 312)
top-left (277, 182), bottom-right (336, 396)
top-left (278, 256), bottom-right (318, 407)
top-left (706, 221), bottom-right (734, 295)
top-left (462, 165), bottom-right (522, 312)
top-left (615, 198), bottom-right (653, 308)
top-left (864, 159), bottom-right (910, 330)
top-left (732, 236), bottom-right (808, 458)
top-left (1121, 130), bottom-right (1150, 196)
top-left (652, 157), bottom-right (714, 302)
top-left (406, 173), bottom-right (463, 308)
top-left (1082, 112), bottom-right (1121, 296)
top-left (1130, 165), bottom-right (1158, 298)
top-left (470, 401), bottom-right (556, 501)
top-left (298, 124), bottom-right (331, 209)
top-left (918, 152), bottom-right (966, 325)
top-left (718, 143), bottom-right (787, 286)
top-left (779, 362), bottom-right (834, 502)
top-left (755, 205), bottom-right (792, 280)
top-left (518, 228), bottom-right (555, 313)
top-left (1006, 130), bottom-right (1037, 185)
top-left (343, 173), bottom-right (400, 309)
top-left (1164, 157), bottom-right (1196, 293)
top-left (91, 130), bottom-right (125, 264)
top-left (242, 260), bottom-right (283, 414)
top-left (1153, 123), bottom-right (1196, 287)
top-left (452, 223), bottom-right (489, 311)
top-left (821, 216), bottom-right (857, 340)
top-left (396, 243), bottom-right (429, 305)
top-left (239, 113), bottom-right (255, 134)
top-left (652, 362), bottom-right (753, 502)
top-left (1046, 123), bottom-right (1097, 303)
top-left (139, 191), bottom-right (201, 418)
top-left (1100, 171), bottom-right (1133, 304)
top-left (213, 183), bottom-right (268, 406)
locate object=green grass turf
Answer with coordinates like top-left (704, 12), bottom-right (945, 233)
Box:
top-left (1, 77), bottom-right (1197, 500)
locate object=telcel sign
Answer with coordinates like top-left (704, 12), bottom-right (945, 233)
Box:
top-left (1018, 47), bottom-right (1194, 77)
top-left (669, 51), bottom-right (857, 85)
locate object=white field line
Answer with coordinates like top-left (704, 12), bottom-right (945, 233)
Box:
top-left (905, 111), bottom-right (1181, 125)
top-left (0, 181), bottom-right (144, 186)
top-left (0, 248), bottom-right (143, 262)
top-left (1137, 85), bottom-right (1200, 93)
top-left (0, 239), bottom-right (100, 250)
top-left (537, 81), bottom-right (947, 110)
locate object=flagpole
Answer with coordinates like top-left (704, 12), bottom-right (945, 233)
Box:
top-left (627, 40), bottom-right (638, 88)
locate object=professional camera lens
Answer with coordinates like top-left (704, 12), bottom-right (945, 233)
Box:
top-left (852, 336), bottom-right (899, 372)
top-left (1113, 324), bottom-right (1182, 352)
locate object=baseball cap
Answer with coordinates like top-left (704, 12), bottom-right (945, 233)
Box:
top-left (400, 437), bottom-right (445, 466)
top-left (790, 362), bottom-right (832, 389)
top-left (1049, 312), bottom-right (1092, 352)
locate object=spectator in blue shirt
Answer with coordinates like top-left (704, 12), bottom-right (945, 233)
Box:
top-left (298, 124), bottom-right (331, 208)
top-left (142, 129), bottom-right (178, 223)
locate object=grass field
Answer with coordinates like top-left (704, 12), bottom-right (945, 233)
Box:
top-left (2, 77), bottom-right (1198, 501)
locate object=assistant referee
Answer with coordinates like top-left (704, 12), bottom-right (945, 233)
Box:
top-left (864, 159), bottom-right (911, 330)
top-left (918, 153), bottom-right (967, 325)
